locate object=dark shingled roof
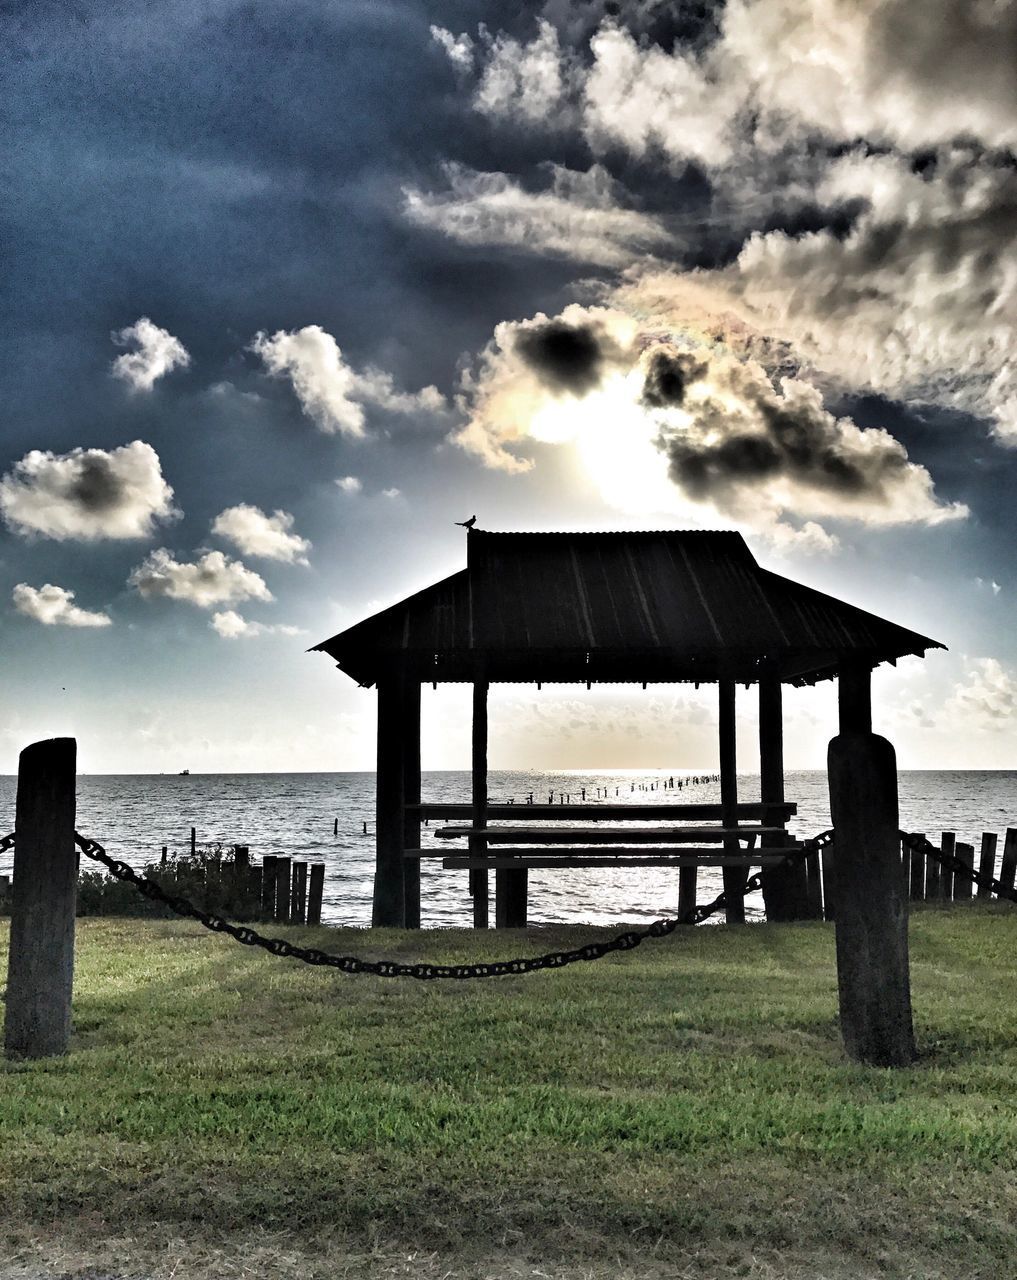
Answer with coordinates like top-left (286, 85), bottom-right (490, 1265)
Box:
top-left (311, 530), bottom-right (944, 687)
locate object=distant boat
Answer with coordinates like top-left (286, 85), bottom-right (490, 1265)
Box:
top-left (179, 769), bottom-right (190, 776)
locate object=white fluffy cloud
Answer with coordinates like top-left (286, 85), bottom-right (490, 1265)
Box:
top-left (0, 440), bottom-right (177, 541)
top-left (12, 583), bottom-right (111, 628)
top-left (128, 549), bottom-right (272, 608)
top-left (430, 24), bottom-right (473, 71)
top-left (111, 317), bottom-right (190, 391)
top-left (210, 609), bottom-right (303, 639)
top-left (473, 19), bottom-right (570, 123)
top-left (211, 504), bottom-right (311, 564)
top-left (454, 302), bottom-right (965, 545)
top-left (941, 659), bottom-right (1017, 731)
top-left (404, 163), bottom-right (671, 268)
top-left (250, 325), bottom-right (445, 436)
top-left (336, 475), bottom-right (362, 493)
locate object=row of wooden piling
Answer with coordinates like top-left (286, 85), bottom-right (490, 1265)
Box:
top-left (259, 853), bottom-right (324, 925)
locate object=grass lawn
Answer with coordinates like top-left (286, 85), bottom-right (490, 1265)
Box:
top-left (3, 906), bottom-right (1017, 1279)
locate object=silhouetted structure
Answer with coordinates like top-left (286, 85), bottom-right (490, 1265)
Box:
top-left (312, 528), bottom-right (942, 938)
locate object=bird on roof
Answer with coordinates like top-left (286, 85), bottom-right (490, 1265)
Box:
top-left (455, 515), bottom-right (477, 529)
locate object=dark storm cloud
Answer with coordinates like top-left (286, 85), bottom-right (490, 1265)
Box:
top-left (657, 363), bottom-right (913, 507)
top-left (71, 455), bottom-right (128, 513)
top-left (513, 320), bottom-right (607, 395)
top-left (640, 349), bottom-right (706, 408)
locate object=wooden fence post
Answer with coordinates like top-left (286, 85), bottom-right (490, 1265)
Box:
top-left (908, 835), bottom-right (925, 903)
top-left (307, 864), bottom-right (324, 925)
top-left (5, 738), bottom-right (77, 1061)
top-left (292, 862), bottom-right (308, 924)
top-left (978, 833), bottom-right (997, 899)
top-left (828, 729), bottom-right (915, 1067)
top-left (999, 829), bottom-right (1017, 896)
top-left (939, 832), bottom-right (955, 901)
top-left (261, 855), bottom-right (278, 918)
top-left (274, 856), bottom-right (292, 923)
top-left (954, 843), bottom-right (974, 900)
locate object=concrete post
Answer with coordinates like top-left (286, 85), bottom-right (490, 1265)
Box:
top-left (5, 737), bottom-right (78, 1060)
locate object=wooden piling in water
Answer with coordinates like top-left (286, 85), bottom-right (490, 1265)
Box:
top-left (307, 864), bottom-right (324, 925)
top-left (978, 833), bottom-right (997, 898)
top-left (5, 738), bottom-right (78, 1061)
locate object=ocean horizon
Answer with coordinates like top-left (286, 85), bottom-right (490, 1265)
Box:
top-left (2, 768), bottom-right (1015, 928)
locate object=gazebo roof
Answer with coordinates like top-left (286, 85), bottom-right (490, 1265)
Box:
top-left (312, 529), bottom-right (944, 687)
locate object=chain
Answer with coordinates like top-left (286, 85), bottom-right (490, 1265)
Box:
top-left (0, 832), bottom-right (13, 856)
top-left (64, 829), bottom-right (832, 980)
top-left (901, 830), bottom-right (1017, 904)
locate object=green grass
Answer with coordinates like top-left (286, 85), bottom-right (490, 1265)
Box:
top-left (3, 906), bottom-right (1017, 1279)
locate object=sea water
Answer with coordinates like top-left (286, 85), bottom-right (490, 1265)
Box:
top-left (1, 769), bottom-right (1015, 927)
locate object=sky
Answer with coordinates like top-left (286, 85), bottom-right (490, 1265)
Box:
top-left (3, 0), bottom-right (1016, 774)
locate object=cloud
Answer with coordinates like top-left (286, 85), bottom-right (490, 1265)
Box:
top-left (0, 440), bottom-right (177, 541)
top-left (454, 302), bottom-right (965, 541)
top-left (211, 504), bottom-right (311, 564)
top-left (403, 163), bottom-right (671, 268)
top-left (430, 24), bottom-right (473, 71)
top-left (210, 609), bottom-right (303, 639)
top-left (464, 4), bottom-right (1017, 160)
top-left (250, 325), bottom-right (445, 436)
top-left (472, 19), bottom-right (571, 124)
top-left (941, 658), bottom-right (1017, 731)
top-left (128, 549), bottom-right (272, 608)
top-left (110, 317), bottom-right (190, 391)
top-left (12, 583), bottom-right (111, 628)
top-left (382, 487), bottom-right (401, 499)
top-left (336, 475), bottom-right (362, 493)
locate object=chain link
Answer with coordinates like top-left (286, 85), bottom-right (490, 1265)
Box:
top-left (0, 832), bottom-right (13, 856)
top-left (60, 829), bottom-right (832, 980)
top-left (900, 830), bottom-right (1017, 904)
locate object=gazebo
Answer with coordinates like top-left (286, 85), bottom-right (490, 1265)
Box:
top-left (315, 531), bottom-right (939, 883)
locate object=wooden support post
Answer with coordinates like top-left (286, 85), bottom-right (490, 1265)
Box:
top-left (954, 843), bottom-right (974, 900)
top-left (307, 863), bottom-right (324, 925)
top-left (292, 861), bottom-right (308, 923)
top-left (909, 835), bottom-right (925, 903)
top-left (977, 833), bottom-right (997, 899)
top-left (274, 856), bottom-right (291, 923)
top-left (495, 864), bottom-right (528, 928)
top-left (5, 738), bottom-right (78, 1060)
top-left (998, 828), bottom-right (1017, 896)
top-left (758, 677), bottom-right (807, 920)
top-left (828, 665), bottom-right (916, 1067)
top-left (678, 864), bottom-right (697, 921)
top-left (402, 679), bottom-right (422, 929)
top-left (472, 679), bottom-right (490, 929)
top-left (719, 680), bottom-right (744, 923)
top-left (939, 832), bottom-right (956, 901)
top-left (261, 855), bottom-right (278, 918)
top-left (373, 668), bottom-right (409, 927)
